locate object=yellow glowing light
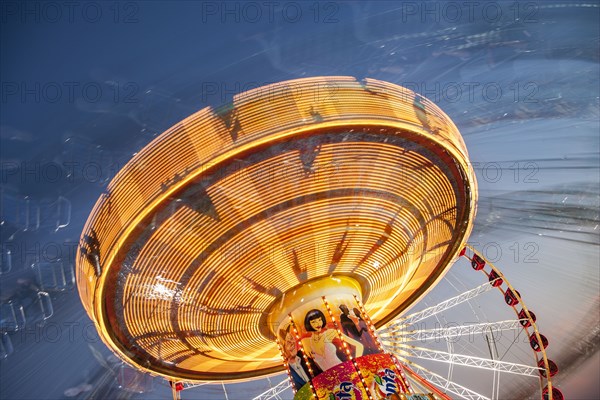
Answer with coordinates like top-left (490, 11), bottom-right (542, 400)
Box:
top-left (76, 76), bottom-right (477, 382)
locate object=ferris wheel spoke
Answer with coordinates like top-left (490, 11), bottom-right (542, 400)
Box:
top-left (251, 378), bottom-right (291, 400)
top-left (378, 281), bottom-right (497, 333)
top-left (379, 319), bottom-right (525, 342)
top-left (386, 343), bottom-right (543, 377)
top-left (400, 358), bottom-right (491, 400)
top-left (222, 382), bottom-right (230, 400)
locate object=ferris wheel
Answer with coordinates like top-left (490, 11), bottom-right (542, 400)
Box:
top-left (75, 77), bottom-right (561, 400)
top-left (243, 244), bottom-right (561, 400)
top-left (172, 243), bottom-right (560, 400)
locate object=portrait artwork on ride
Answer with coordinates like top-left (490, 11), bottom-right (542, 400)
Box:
top-left (275, 289), bottom-right (419, 400)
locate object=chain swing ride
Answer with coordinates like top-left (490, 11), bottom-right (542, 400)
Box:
top-left (76, 77), bottom-right (561, 400)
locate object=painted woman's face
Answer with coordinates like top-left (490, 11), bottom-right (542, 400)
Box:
top-left (309, 317), bottom-right (323, 330)
top-left (284, 332), bottom-right (297, 356)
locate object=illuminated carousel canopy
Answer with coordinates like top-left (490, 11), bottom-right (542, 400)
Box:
top-left (76, 76), bottom-right (478, 382)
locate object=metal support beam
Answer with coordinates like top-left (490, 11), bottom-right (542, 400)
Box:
top-left (379, 281), bottom-right (498, 333)
top-left (387, 344), bottom-right (543, 377)
top-left (251, 379), bottom-right (290, 400)
top-left (379, 320), bottom-right (524, 342)
top-left (401, 360), bottom-right (491, 400)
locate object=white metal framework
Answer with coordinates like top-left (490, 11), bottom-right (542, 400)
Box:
top-left (251, 378), bottom-right (291, 400)
top-left (378, 280), bottom-right (498, 333)
top-left (402, 361), bottom-right (491, 400)
top-left (388, 344), bottom-right (543, 377)
top-left (379, 320), bottom-right (524, 342)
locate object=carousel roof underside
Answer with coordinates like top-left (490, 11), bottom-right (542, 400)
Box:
top-left (76, 77), bottom-right (477, 381)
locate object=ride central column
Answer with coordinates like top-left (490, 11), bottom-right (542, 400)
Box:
top-left (270, 276), bottom-right (412, 400)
